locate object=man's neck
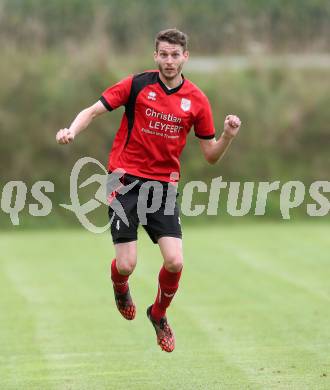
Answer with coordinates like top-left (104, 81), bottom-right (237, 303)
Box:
top-left (159, 72), bottom-right (183, 89)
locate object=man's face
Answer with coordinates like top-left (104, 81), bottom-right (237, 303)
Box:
top-left (154, 41), bottom-right (189, 81)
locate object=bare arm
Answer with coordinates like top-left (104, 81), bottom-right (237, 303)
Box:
top-left (199, 114), bottom-right (241, 164)
top-left (56, 100), bottom-right (107, 144)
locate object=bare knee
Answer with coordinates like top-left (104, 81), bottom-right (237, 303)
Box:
top-left (114, 242), bottom-right (137, 275)
top-left (116, 256), bottom-right (136, 275)
top-left (164, 253), bottom-right (183, 273)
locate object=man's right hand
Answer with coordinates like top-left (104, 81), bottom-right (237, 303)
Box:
top-left (56, 128), bottom-right (75, 145)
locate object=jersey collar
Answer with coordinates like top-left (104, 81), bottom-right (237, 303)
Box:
top-left (157, 73), bottom-right (185, 95)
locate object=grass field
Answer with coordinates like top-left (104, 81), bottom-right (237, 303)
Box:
top-left (0, 222), bottom-right (329, 390)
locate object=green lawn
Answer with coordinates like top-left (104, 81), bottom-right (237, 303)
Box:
top-left (0, 223), bottom-right (329, 389)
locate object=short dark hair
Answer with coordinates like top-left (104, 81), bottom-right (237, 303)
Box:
top-left (155, 28), bottom-right (188, 52)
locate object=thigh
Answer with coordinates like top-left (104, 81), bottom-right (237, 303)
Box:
top-left (108, 187), bottom-right (139, 244)
top-left (143, 200), bottom-right (182, 244)
top-left (115, 241), bottom-right (138, 262)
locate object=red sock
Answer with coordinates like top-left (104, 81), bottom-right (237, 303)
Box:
top-left (151, 266), bottom-right (182, 322)
top-left (111, 259), bottom-right (129, 294)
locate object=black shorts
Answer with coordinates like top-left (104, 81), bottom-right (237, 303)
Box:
top-left (108, 172), bottom-right (182, 244)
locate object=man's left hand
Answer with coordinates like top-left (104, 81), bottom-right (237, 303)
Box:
top-left (223, 114), bottom-right (241, 139)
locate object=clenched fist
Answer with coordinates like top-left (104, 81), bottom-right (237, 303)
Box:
top-left (56, 128), bottom-right (75, 145)
top-left (223, 114), bottom-right (241, 139)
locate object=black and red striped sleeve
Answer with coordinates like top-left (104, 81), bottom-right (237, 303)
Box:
top-left (100, 75), bottom-right (133, 111)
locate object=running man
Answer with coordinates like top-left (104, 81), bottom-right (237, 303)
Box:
top-left (56, 29), bottom-right (241, 352)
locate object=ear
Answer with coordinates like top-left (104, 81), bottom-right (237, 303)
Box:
top-left (153, 51), bottom-right (158, 61)
top-left (183, 50), bottom-right (189, 61)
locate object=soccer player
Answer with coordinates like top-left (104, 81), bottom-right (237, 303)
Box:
top-left (56, 29), bottom-right (241, 352)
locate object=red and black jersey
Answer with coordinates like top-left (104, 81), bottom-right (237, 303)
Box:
top-left (100, 70), bottom-right (215, 182)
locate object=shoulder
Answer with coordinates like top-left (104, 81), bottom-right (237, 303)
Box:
top-left (127, 70), bottom-right (159, 95)
top-left (183, 78), bottom-right (209, 102)
top-left (132, 69), bottom-right (159, 83)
